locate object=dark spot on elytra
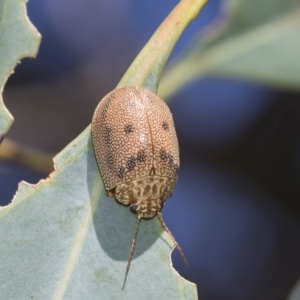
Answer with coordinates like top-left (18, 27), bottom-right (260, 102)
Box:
top-left (124, 124), bottom-right (134, 134)
top-left (103, 126), bottom-right (112, 143)
top-left (162, 121), bottom-right (169, 131)
top-left (136, 150), bottom-right (146, 163)
top-left (160, 149), bottom-right (168, 161)
top-left (116, 166), bottom-right (126, 179)
top-left (167, 153), bottom-right (179, 174)
top-left (160, 149), bottom-right (179, 174)
top-left (167, 154), bottom-right (174, 165)
top-left (126, 156), bottom-right (136, 171)
top-left (105, 152), bottom-right (115, 170)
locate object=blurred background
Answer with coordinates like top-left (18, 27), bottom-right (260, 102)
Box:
top-left (1, 0), bottom-right (300, 299)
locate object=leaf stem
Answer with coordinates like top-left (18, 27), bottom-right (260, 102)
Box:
top-left (0, 138), bottom-right (53, 173)
top-left (118, 0), bottom-right (207, 93)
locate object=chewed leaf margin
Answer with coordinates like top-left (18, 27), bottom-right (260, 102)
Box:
top-left (0, 0), bottom-right (41, 136)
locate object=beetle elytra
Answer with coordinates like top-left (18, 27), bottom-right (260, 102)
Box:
top-left (91, 86), bottom-right (187, 273)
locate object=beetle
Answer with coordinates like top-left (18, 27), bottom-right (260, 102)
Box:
top-left (91, 86), bottom-right (187, 273)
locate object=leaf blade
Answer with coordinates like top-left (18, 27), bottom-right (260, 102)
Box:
top-left (0, 1), bottom-right (208, 298)
top-left (0, 0), bottom-right (40, 135)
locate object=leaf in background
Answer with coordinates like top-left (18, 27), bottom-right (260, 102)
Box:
top-left (0, 0), bottom-right (207, 298)
top-left (0, 0), bottom-right (40, 136)
top-left (288, 279), bottom-right (300, 300)
top-left (159, 0), bottom-right (300, 100)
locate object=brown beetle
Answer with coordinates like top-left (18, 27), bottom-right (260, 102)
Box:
top-left (92, 86), bottom-right (187, 273)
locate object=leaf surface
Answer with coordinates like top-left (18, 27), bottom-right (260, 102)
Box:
top-left (0, 0), bottom-right (40, 136)
top-left (288, 279), bottom-right (300, 300)
top-left (0, 0), bottom-right (207, 298)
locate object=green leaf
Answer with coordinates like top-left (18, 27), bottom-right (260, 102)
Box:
top-left (159, 0), bottom-right (300, 100)
top-left (0, 1), bottom-right (207, 298)
top-left (0, 0), bottom-right (40, 136)
top-left (288, 279), bottom-right (300, 300)
top-left (0, 130), bottom-right (197, 299)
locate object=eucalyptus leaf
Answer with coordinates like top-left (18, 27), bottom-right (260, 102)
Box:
top-left (0, 129), bottom-right (197, 299)
top-left (0, 0), bottom-right (40, 135)
top-left (159, 0), bottom-right (300, 99)
top-left (0, 0), bottom-right (209, 298)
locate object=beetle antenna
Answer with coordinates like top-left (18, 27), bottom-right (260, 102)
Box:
top-left (126, 216), bottom-right (141, 275)
top-left (157, 212), bottom-right (188, 266)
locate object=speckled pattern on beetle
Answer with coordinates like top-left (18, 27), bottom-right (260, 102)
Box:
top-left (91, 86), bottom-right (179, 220)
